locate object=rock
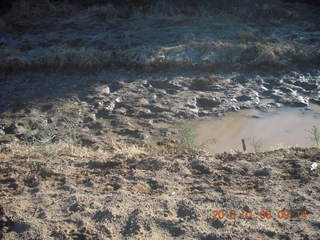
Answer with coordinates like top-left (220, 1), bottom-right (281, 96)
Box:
top-left (104, 86), bottom-right (111, 94)
top-left (229, 105), bottom-right (240, 111)
top-left (138, 98), bottom-right (149, 106)
top-left (105, 102), bottom-right (116, 112)
top-left (114, 107), bottom-right (127, 114)
top-left (115, 97), bottom-right (122, 103)
top-left (150, 94), bottom-right (157, 100)
top-left (185, 97), bottom-right (198, 109)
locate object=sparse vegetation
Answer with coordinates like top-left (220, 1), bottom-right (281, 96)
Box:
top-left (248, 137), bottom-right (264, 152)
top-left (308, 125), bottom-right (320, 147)
top-left (175, 125), bottom-right (215, 150)
top-left (21, 110), bottom-right (80, 146)
top-left (112, 141), bottom-right (148, 157)
top-left (0, 0), bottom-right (319, 74)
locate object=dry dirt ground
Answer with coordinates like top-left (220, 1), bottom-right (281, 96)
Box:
top-left (0, 144), bottom-right (319, 240)
top-left (1, 1), bottom-right (320, 240)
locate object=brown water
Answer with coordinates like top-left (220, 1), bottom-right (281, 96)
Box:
top-left (192, 105), bottom-right (320, 153)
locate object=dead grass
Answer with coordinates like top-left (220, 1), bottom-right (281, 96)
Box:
top-left (1, 40), bottom-right (319, 74)
top-left (0, 142), bottom-right (106, 159)
top-left (0, 140), bottom-right (155, 160)
top-left (112, 141), bottom-right (148, 158)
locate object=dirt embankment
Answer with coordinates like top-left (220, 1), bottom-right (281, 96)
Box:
top-left (1, 144), bottom-right (320, 239)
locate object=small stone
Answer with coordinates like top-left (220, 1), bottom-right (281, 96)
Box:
top-left (151, 94), bottom-right (157, 100)
top-left (104, 87), bottom-right (111, 94)
top-left (138, 98), bottom-right (149, 105)
top-left (115, 107), bottom-right (127, 114)
top-left (105, 102), bottom-right (116, 112)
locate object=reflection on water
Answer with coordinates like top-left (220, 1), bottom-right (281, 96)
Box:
top-left (192, 104), bottom-right (320, 153)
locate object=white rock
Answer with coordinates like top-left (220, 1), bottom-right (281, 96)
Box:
top-left (105, 86), bottom-right (110, 94)
top-left (310, 162), bottom-right (318, 171)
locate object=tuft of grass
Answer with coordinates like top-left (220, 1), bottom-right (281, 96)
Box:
top-left (248, 137), bottom-right (264, 152)
top-left (175, 125), bottom-right (215, 151)
top-left (112, 141), bottom-right (148, 157)
top-left (0, 141), bottom-right (104, 159)
top-left (308, 125), bottom-right (320, 147)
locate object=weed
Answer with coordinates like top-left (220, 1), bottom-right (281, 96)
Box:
top-left (175, 125), bottom-right (215, 150)
top-left (308, 125), bottom-right (320, 147)
top-left (248, 137), bottom-right (264, 152)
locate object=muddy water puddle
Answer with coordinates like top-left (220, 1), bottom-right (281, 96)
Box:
top-left (191, 105), bottom-right (320, 153)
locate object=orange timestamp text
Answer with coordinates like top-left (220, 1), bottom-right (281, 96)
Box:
top-left (211, 209), bottom-right (309, 220)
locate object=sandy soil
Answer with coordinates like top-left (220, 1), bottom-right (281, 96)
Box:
top-left (1, 145), bottom-right (319, 239)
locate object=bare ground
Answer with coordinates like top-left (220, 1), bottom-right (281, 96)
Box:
top-left (0, 144), bottom-right (319, 239)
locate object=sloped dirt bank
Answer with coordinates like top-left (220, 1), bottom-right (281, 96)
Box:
top-left (0, 146), bottom-right (319, 239)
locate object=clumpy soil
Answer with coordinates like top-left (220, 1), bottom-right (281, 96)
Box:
top-left (1, 147), bottom-right (319, 239)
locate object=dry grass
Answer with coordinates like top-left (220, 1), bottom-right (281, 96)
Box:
top-left (0, 141), bottom-right (107, 160)
top-left (1, 40), bottom-right (319, 74)
top-left (112, 141), bottom-right (148, 157)
top-left (0, 140), bottom-right (154, 161)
